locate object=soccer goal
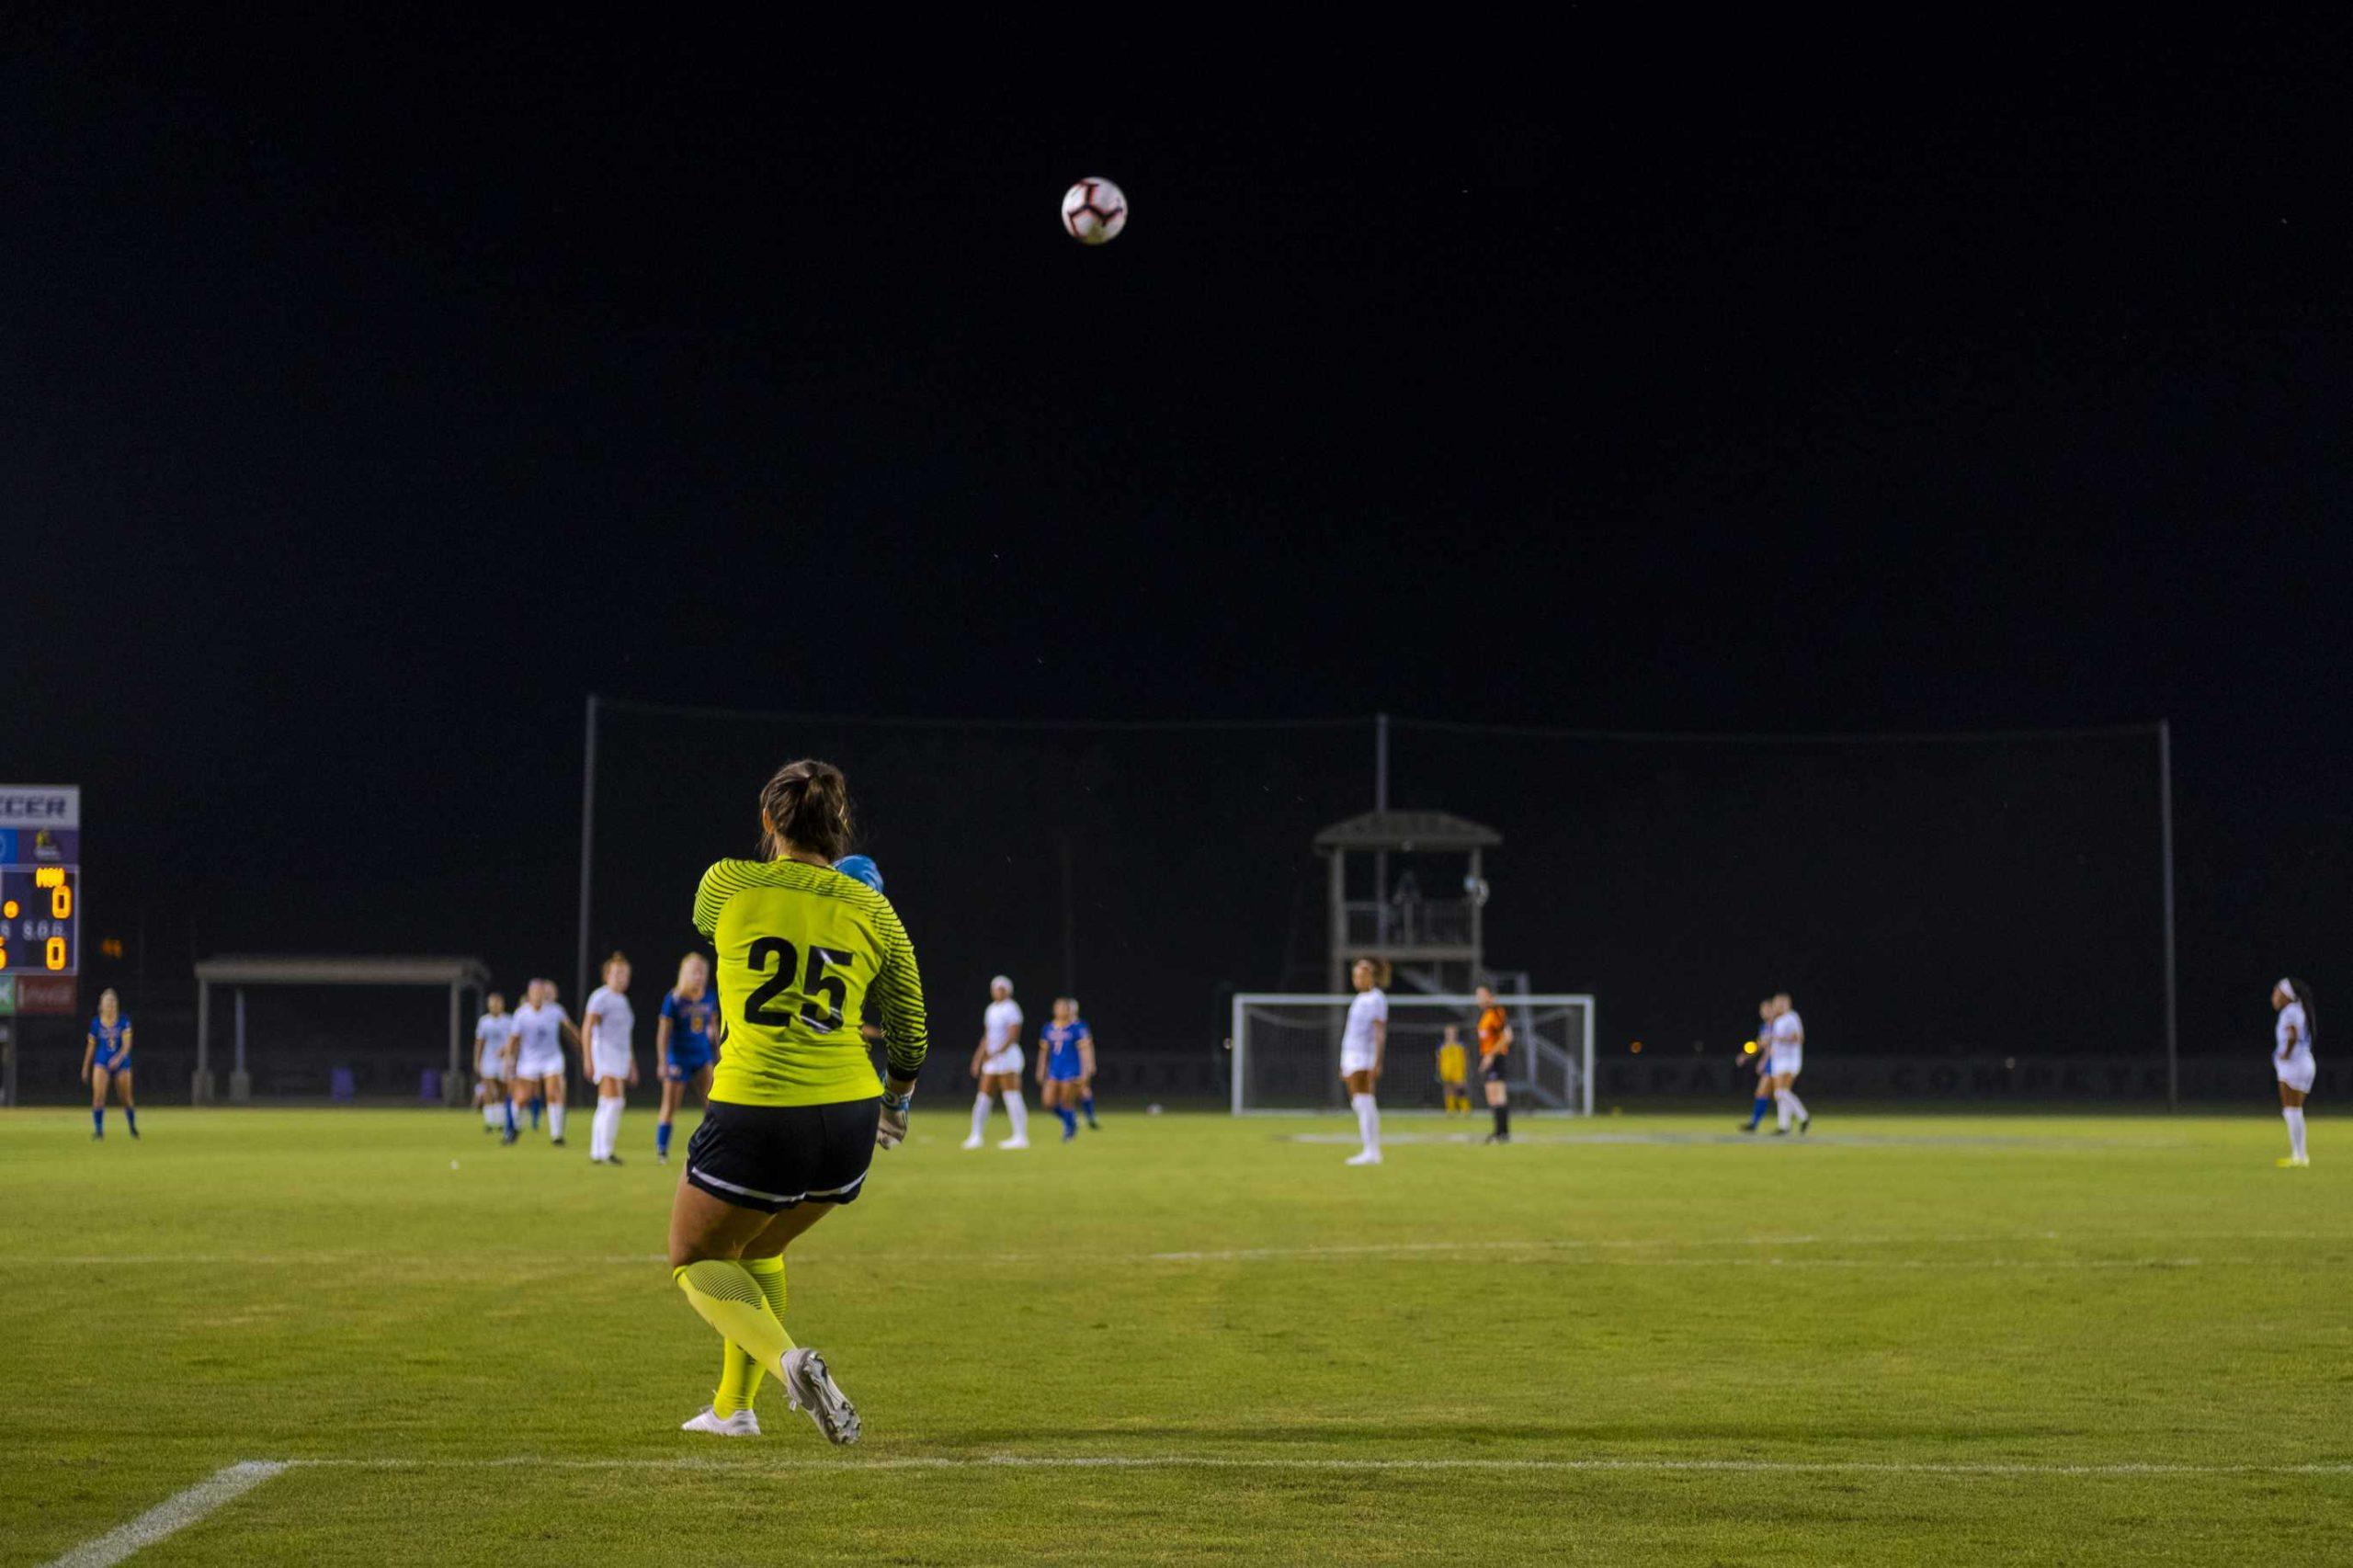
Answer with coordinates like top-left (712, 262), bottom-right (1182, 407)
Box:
top-left (1230, 993), bottom-right (1595, 1115)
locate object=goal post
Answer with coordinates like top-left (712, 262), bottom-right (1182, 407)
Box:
top-left (1231, 993), bottom-right (1595, 1116)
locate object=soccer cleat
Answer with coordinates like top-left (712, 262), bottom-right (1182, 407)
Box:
top-left (2278, 1155), bottom-right (2311, 1168)
top-left (998, 1136), bottom-right (1029, 1150)
top-left (605, 1153), bottom-right (625, 1165)
top-left (782, 1348), bottom-right (860, 1445)
top-left (680, 1406), bottom-right (761, 1437)
top-left (657, 1153), bottom-right (669, 1165)
top-left (1345, 1150), bottom-right (1382, 1165)
top-left (961, 1134), bottom-right (983, 1151)
top-left (500, 1131), bottom-right (517, 1146)
top-left (1063, 1124), bottom-right (1077, 1142)
top-left (550, 1137), bottom-right (566, 1147)
top-left (1771, 1128), bottom-right (1791, 1137)
top-left (1739, 1123), bottom-right (1757, 1134)
top-left (1798, 1117), bottom-right (1811, 1135)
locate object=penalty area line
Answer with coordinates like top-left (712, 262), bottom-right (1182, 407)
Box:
top-left (43, 1460), bottom-right (288, 1568)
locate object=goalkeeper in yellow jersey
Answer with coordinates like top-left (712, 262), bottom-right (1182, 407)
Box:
top-left (1436, 1027), bottom-right (1471, 1113)
top-left (666, 759), bottom-right (928, 1444)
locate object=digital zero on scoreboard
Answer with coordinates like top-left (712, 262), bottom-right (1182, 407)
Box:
top-left (0, 785), bottom-right (80, 980)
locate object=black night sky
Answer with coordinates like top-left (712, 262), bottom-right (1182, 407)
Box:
top-left (9, 17), bottom-right (2349, 1085)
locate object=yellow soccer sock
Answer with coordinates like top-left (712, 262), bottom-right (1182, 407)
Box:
top-left (676, 1259), bottom-right (797, 1388)
top-left (745, 1253), bottom-right (788, 1322)
top-left (713, 1255), bottom-right (790, 1415)
top-left (714, 1345), bottom-right (758, 1416)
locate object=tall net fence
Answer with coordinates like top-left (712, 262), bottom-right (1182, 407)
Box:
top-left (1385, 720), bottom-right (2165, 1068)
top-left (585, 706), bottom-right (2165, 1101)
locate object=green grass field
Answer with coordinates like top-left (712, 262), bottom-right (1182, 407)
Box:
top-left (6, 1105), bottom-right (2349, 1564)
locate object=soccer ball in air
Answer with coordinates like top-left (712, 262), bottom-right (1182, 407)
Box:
top-left (1062, 177), bottom-right (1127, 245)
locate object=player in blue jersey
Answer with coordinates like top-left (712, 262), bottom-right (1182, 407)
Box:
top-left (1036, 996), bottom-right (1096, 1141)
top-left (82, 988), bottom-right (138, 1140)
top-left (656, 952), bottom-right (723, 1165)
top-left (1740, 998), bottom-right (1776, 1132)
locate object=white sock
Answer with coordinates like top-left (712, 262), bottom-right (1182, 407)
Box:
top-left (1005, 1091), bottom-right (1029, 1140)
top-left (594, 1096), bottom-right (623, 1159)
top-left (483, 1103), bottom-right (500, 1130)
top-left (971, 1094), bottom-right (992, 1141)
top-left (547, 1102), bottom-right (566, 1141)
top-left (1782, 1088), bottom-right (1807, 1124)
top-left (1351, 1092), bottom-right (1380, 1153)
top-left (2287, 1108), bottom-right (2307, 1160)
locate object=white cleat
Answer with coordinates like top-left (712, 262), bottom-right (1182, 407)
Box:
top-left (1345, 1150), bottom-right (1382, 1165)
top-left (998, 1136), bottom-right (1029, 1150)
top-left (782, 1347), bottom-right (860, 1445)
top-left (680, 1406), bottom-right (761, 1437)
top-left (961, 1134), bottom-right (984, 1151)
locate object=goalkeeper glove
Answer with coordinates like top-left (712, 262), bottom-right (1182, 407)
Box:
top-left (877, 1086), bottom-right (914, 1150)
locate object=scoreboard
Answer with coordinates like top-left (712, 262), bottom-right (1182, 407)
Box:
top-left (0, 786), bottom-right (79, 1006)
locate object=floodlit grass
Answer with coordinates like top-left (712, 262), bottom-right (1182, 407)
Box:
top-left (5, 1106), bottom-right (2349, 1564)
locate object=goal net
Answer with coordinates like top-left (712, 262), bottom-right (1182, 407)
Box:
top-left (1231, 993), bottom-right (1594, 1115)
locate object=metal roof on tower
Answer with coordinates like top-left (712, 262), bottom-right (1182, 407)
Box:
top-left (1312, 810), bottom-right (1502, 853)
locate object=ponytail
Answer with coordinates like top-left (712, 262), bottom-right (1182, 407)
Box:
top-left (759, 758), bottom-right (855, 863)
top-left (2292, 978), bottom-right (2318, 1045)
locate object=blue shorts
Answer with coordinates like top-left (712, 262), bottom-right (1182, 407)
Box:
top-left (663, 1045), bottom-right (715, 1082)
top-left (94, 1057), bottom-right (130, 1075)
top-left (1046, 1052), bottom-right (1085, 1083)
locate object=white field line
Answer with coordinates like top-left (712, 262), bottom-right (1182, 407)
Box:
top-left (281, 1453), bottom-right (2353, 1479)
top-left (49, 1448), bottom-right (2353, 1559)
top-left (15, 1229), bottom-right (2345, 1271)
top-left (1280, 1131), bottom-right (2186, 1148)
top-left (42, 1461), bottom-right (287, 1568)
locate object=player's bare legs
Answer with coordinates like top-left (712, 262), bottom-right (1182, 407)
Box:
top-left (1344, 1066), bottom-right (1381, 1165)
top-left (540, 1073), bottom-right (568, 1143)
top-left (671, 1184), bottom-right (857, 1442)
top-left (2279, 1081), bottom-right (2310, 1167)
top-left (1772, 1071), bottom-right (1808, 1134)
top-left (992, 1071), bottom-right (1029, 1148)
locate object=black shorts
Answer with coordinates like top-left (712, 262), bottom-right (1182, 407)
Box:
top-left (685, 1097), bottom-right (881, 1214)
top-left (1482, 1055), bottom-right (1508, 1083)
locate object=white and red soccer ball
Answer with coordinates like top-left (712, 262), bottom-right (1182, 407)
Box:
top-left (1061, 177), bottom-right (1127, 245)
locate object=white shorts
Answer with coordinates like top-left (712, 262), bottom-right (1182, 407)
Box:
top-left (1341, 1051), bottom-right (1379, 1076)
top-left (514, 1048), bottom-right (564, 1082)
top-left (982, 1046), bottom-right (1024, 1077)
top-left (591, 1045), bottom-right (632, 1082)
top-left (476, 1053), bottom-right (506, 1081)
top-left (1770, 1050), bottom-right (1802, 1078)
top-left (2278, 1051), bottom-right (2316, 1094)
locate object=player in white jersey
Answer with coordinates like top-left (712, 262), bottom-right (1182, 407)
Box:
top-left (505, 978), bottom-right (576, 1147)
top-left (1341, 957), bottom-right (1391, 1165)
top-left (1767, 992), bottom-right (1810, 1135)
top-left (965, 975), bottom-right (1029, 1149)
top-left (583, 952), bottom-right (640, 1165)
top-left (475, 992), bottom-right (517, 1135)
top-left (2271, 978), bottom-right (2316, 1167)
